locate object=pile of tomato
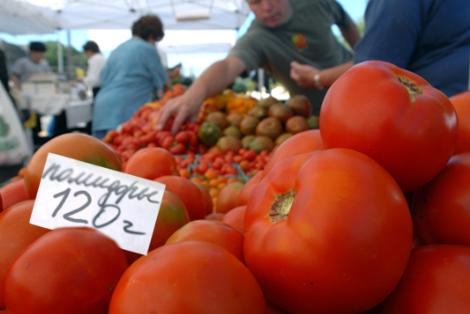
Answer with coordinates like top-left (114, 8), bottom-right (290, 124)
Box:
top-left (1, 61), bottom-right (470, 313)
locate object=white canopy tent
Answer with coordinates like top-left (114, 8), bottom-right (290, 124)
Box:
top-left (0, 0), bottom-right (57, 35)
top-left (24, 0), bottom-right (251, 31)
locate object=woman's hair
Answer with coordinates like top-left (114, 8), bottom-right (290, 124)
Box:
top-left (131, 15), bottom-right (164, 41)
top-left (82, 40), bottom-right (100, 53)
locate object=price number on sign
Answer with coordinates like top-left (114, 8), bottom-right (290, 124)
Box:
top-left (51, 188), bottom-right (145, 235)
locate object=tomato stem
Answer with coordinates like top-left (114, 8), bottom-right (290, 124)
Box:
top-left (270, 190), bottom-right (295, 223)
top-left (397, 76), bottom-right (422, 102)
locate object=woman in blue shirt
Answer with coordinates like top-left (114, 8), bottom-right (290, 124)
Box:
top-left (92, 15), bottom-right (168, 139)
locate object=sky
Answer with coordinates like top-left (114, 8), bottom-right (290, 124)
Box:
top-left (0, 0), bottom-right (368, 76)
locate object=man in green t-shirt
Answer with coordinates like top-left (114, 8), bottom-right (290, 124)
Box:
top-left (158, 0), bottom-right (360, 133)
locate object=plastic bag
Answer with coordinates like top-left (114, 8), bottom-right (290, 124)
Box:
top-left (0, 84), bottom-right (32, 165)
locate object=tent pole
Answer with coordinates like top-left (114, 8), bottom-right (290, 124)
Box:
top-left (57, 31), bottom-right (64, 75)
top-left (66, 29), bottom-right (74, 80)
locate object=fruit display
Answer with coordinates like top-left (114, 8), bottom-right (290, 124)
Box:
top-left (1, 61), bottom-right (470, 313)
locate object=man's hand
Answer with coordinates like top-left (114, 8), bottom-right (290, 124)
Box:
top-left (290, 61), bottom-right (320, 88)
top-left (156, 94), bottom-right (201, 133)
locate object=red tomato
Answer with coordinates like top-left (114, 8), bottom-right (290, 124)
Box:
top-left (124, 147), bottom-right (178, 179)
top-left (156, 175), bottom-right (211, 220)
top-left (264, 129), bottom-right (323, 174)
top-left (4, 227), bottom-right (128, 314)
top-left (320, 61), bottom-right (457, 192)
top-left (239, 171), bottom-right (264, 205)
top-left (166, 219), bottom-right (244, 261)
top-left (150, 190), bottom-right (190, 249)
top-left (244, 148), bottom-right (413, 313)
top-left (222, 205), bottom-right (247, 234)
top-left (0, 200), bottom-right (49, 308)
top-left (205, 212), bottom-right (225, 221)
top-left (109, 241), bottom-right (266, 314)
top-left (195, 183), bottom-right (214, 214)
top-left (450, 91), bottom-right (470, 153)
top-left (379, 245), bottom-right (470, 314)
top-left (24, 133), bottom-right (122, 198)
top-left (215, 181), bottom-right (244, 213)
top-left (413, 153), bottom-right (470, 245)
top-left (0, 179), bottom-right (29, 210)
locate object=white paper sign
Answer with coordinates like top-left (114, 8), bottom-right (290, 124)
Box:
top-left (30, 153), bottom-right (165, 255)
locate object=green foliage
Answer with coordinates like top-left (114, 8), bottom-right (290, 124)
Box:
top-left (44, 41), bottom-right (86, 76)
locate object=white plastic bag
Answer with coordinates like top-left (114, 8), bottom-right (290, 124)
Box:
top-left (0, 84), bottom-right (32, 165)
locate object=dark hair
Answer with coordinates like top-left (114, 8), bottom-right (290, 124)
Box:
top-left (131, 15), bottom-right (164, 41)
top-left (29, 41), bottom-right (46, 52)
top-left (83, 40), bottom-right (100, 53)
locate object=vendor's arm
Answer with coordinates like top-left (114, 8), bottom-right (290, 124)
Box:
top-left (290, 61), bottom-right (352, 89)
top-left (333, 1), bottom-right (361, 49)
top-left (157, 55), bottom-right (246, 133)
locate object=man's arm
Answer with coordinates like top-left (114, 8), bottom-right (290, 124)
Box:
top-left (339, 17), bottom-right (361, 49)
top-left (157, 55), bottom-right (246, 133)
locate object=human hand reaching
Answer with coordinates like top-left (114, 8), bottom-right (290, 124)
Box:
top-left (156, 94), bottom-right (202, 133)
top-left (290, 61), bottom-right (321, 88)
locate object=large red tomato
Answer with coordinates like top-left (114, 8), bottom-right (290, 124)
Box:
top-left (264, 129), bottom-right (323, 174)
top-left (449, 91), bottom-right (470, 153)
top-left (0, 200), bottom-right (49, 308)
top-left (0, 179), bottom-right (29, 210)
top-left (123, 147), bottom-right (178, 179)
top-left (215, 181), bottom-right (244, 213)
top-left (166, 219), bottom-right (244, 261)
top-left (222, 205), bottom-right (247, 234)
top-left (413, 153), bottom-right (470, 245)
top-left (379, 245), bottom-right (470, 313)
top-left (24, 133), bottom-right (122, 198)
top-left (244, 148), bottom-right (413, 313)
top-left (156, 175), bottom-right (211, 220)
top-left (4, 227), bottom-right (128, 314)
top-left (109, 241), bottom-right (266, 314)
top-left (320, 61), bottom-right (457, 192)
top-left (149, 190), bottom-right (190, 249)
top-left (239, 171), bottom-right (263, 205)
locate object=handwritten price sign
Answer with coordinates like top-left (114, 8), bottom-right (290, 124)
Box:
top-left (30, 153), bottom-right (165, 255)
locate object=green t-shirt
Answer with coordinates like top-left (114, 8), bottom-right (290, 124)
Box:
top-left (230, 0), bottom-right (353, 114)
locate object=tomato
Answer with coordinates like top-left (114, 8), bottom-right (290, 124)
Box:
top-left (320, 61), bottom-right (457, 192)
top-left (195, 183), bottom-right (214, 214)
top-left (0, 179), bottom-right (29, 210)
top-left (0, 200), bottom-right (49, 308)
top-left (264, 129), bottom-right (323, 174)
top-left (150, 190), bottom-right (190, 249)
top-left (4, 227), bottom-right (128, 314)
top-left (413, 153), bottom-right (470, 245)
top-left (378, 245), bottom-right (470, 314)
top-left (450, 91), bottom-right (470, 153)
top-left (156, 175), bottom-right (211, 220)
top-left (24, 133), bottom-right (122, 198)
top-left (109, 241), bottom-right (266, 314)
top-left (222, 205), bottom-right (247, 234)
top-left (123, 147), bottom-right (178, 179)
top-left (244, 148), bottom-right (413, 313)
top-left (166, 220), bottom-right (244, 261)
top-left (215, 181), bottom-right (244, 213)
top-left (239, 171), bottom-right (264, 205)
top-left (205, 212), bottom-right (225, 221)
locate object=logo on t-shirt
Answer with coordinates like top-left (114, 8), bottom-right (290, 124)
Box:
top-left (292, 33), bottom-right (308, 50)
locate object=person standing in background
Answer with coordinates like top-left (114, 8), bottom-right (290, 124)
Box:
top-left (92, 14), bottom-right (168, 139)
top-left (10, 41), bottom-right (50, 89)
top-left (81, 40), bottom-right (106, 97)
